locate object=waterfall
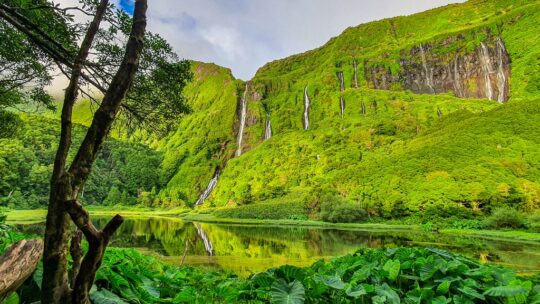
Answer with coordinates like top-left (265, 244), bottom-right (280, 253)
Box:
top-left (437, 107), bottom-right (443, 117)
top-left (337, 71), bottom-right (345, 92)
top-left (361, 101), bottom-right (366, 115)
top-left (236, 84), bottom-right (248, 157)
top-left (303, 86), bottom-right (310, 130)
top-left (339, 97), bottom-right (345, 119)
top-left (353, 60), bottom-right (359, 88)
top-left (264, 114), bottom-right (272, 140)
top-left (337, 72), bottom-right (345, 119)
top-left (453, 55), bottom-right (464, 97)
top-left (194, 223), bottom-right (214, 256)
top-left (194, 169), bottom-right (219, 206)
top-left (496, 37), bottom-right (507, 103)
top-left (479, 42), bottom-right (494, 101)
top-left (419, 44), bottom-right (435, 93)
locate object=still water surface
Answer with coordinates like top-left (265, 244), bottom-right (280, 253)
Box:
top-left (17, 216), bottom-right (540, 276)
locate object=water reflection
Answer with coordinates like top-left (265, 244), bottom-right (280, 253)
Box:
top-left (16, 217), bottom-right (540, 276)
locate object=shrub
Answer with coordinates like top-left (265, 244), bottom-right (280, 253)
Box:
top-left (215, 198), bottom-right (308, 220)
top-left (484, 208), bottom-right (527, 229)
top-left (449, 219), bottom-right (484, 229)
top-left (0, 207), bottom-right (7, 223)
top-left (529, 213), bottom-right (540, 232)
top-left (320, 196), bottom-right (367, 223)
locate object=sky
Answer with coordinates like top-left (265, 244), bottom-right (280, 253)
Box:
top-left (57, 0), bottom-right (464, 82)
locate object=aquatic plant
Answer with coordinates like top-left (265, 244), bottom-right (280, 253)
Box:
top-left (85, 247), bottom-right (540, 303)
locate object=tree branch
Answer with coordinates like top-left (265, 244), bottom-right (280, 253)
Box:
top-left (69, 0), bottom-right (148, 190)
top-left (64, 200), bottom-right (124, 304)
top-left (52, 0), bottom-right (109, 180)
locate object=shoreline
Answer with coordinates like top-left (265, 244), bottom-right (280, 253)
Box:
top-left (6, 208), bottom-right (540, 244)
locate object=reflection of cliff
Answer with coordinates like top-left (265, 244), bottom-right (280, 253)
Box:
top-left (198, 224), bottom-right (421, 260)
top-left (29, 217), bottom-right (540, 274)
top-left (98, 217), bottom-right (210, 257)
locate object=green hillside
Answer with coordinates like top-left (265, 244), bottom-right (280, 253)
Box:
top-left (157, 62), bottom-right (240, 205)
top-left (1, 0), bottom-right (539, 221)
top-left (198, 0), bottom-right (540, 220)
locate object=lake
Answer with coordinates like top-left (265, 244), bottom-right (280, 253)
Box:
top-left (15, 216), bottom-right (540, 276)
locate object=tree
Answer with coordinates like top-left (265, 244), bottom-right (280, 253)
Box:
top-left (103, 186), bottom-right (121, 206)
top-left (0, 0), bottom-right (192, 303)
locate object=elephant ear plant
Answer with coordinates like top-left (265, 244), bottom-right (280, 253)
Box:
top-left (80, 247), bottom-right (540, 303)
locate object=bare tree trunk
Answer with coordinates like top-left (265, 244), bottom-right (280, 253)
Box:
top-left (41, 0), bottom-right (148, 303)
top-left (42, 1), bottom-right (110, 302)
top-left (0, 239), bottom-right (44, 302)
top-left (2, 0), bottom-right (148, 302)
top-left (69, 230), bottom-right (83, 288)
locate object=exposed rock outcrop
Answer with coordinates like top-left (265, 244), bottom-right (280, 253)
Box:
top-left (365, 32), bottom-right (511, 102)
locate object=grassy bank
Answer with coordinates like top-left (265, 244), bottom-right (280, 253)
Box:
top-left (4, 207), bottom-right (190, 224)
top-left (6, 208), bottom-right (540, 244)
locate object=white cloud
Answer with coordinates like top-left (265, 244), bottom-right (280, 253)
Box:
top-left (199, 26), bottom-right (245, 61)
top-left (52, 0), bottom-right (464, 82)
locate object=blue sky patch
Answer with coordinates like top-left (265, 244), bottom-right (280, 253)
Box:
top-left (119, 0), bottom-right (135, 15)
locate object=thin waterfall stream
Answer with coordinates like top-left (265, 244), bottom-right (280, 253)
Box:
top-left (236, 84), bottom-right (249, 157)
top-left (264, 113), bottom-right (272, 140)
top-left (194, 85), bottom-right (249, 206)
top-left (495, 38), bottom-right (507, 103)
top-left (479, 42), bottom-right (494, 101)
top-left (303, 86), bottom-right (310, 130)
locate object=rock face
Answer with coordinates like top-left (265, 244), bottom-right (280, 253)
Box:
top-left (365, 33), bottom-right (511, 102)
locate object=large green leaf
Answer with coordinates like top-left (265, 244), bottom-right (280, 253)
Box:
top-left (419, 263), bottom-right (436, 281)
top-left (314, 274), bottom-right (346, 290)
top-left (270, 279), bottom-right (305, 304)
top-left (383, 259), bottom-right (401, 281)
top-left (437, 281), bottom-right (451, 294)
top-left (484, 285), bottom-right (529, 298)
top-left (89, 289), bottom-right (128, 304)
top-left (431, 296), bottom-right (450, 304)
top-left (251, 272), bottom-right (275, 288)
top-left (458, 286), bottom-right (485, 300)
top-left (375, 283), bottom-right (400, 304)
top-left (277, 265), bottom-right (305, 282)
top-left (351, 262), bottom-right (376, 283)
top-left (345, 284), bottom-right (368, 298)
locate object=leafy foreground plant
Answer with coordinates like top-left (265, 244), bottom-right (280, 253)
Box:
top-left (87, 247), bottom-right (540, 304)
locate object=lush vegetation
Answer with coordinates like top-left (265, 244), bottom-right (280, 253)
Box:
top-left (0, 114), bottom-right (162, 208)
top-left (2, 1), bottom-right (539, 225)
top-left (203, 0), bottom-right (540, 223)
top-left (3, 232), bottom-right (539, 304)
top-left (89, 247), bottom-right (540, 303)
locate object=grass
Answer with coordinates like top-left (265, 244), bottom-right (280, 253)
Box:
top-left (5, 207), bottom-right (190, 224)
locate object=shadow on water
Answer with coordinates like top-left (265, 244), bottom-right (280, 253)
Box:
top-left (15, 216), bottom-right (540, 276)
